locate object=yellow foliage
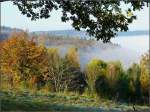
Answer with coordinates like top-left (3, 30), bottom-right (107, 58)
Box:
top-left (65, 47), bottom-right (80, 68)
top-left (47, 47), bottom-right (60, 65)
top-left (140, 52), bottom-right (150, 93)
top-left (106, 61), bottom-right (123, 88)
top-left (86, 59), bottom-right (107, 94)
top-left (86, 59), bottom-right (105, 82)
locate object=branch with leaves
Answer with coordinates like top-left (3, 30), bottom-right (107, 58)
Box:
top-left (1, 0), bottom-right (149, 42)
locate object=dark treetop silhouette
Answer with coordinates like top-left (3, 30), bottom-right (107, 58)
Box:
top-left (1, 0), bottom-right (149, 42)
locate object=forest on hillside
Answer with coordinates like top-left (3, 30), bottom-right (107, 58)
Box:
top-left (0, 32), bottom-right (149, 108)
top-left (1, 0), bottom-right (150, 111)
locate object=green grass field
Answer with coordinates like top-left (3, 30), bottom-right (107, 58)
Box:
top-left (0, 90), bottom-right (149, 112)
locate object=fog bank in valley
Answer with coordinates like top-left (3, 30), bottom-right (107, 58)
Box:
top-left (47, 35), bottom-right (149, 70)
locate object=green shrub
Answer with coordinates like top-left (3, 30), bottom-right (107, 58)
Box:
top-left (127, 63), bottom-right (141, 102)
top-left (86, 59), bottom-right (107, 96)
top-left (95, 61), bottom-right (130, 100)
top-left (116, 72), bottom-right (130, 101)
top-left (95, 75), bottom-right (109, 98)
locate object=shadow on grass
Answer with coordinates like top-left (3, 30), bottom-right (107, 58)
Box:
top-left (1, 99), bottom-right (107, 112)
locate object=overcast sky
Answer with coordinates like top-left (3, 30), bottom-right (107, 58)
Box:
top-left (1, 1), bottom-right (149, 31)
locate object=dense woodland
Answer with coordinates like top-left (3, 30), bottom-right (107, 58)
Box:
top-left (0, 32), bottom-right (149, 105)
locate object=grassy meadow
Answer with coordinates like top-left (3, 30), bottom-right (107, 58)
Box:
top-left (1, 90), bottom-right (150, 112)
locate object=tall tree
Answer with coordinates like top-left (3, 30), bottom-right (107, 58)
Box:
top-left (127, 63), bottom-right (141, 102)
top-left (140, 52), bottom-right (150, 97)
top-left (1, 0), bottom-right (149, 42)
top-left (0, 32), bottom-right (49, 89)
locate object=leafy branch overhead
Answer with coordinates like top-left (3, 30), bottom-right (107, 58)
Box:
top-left (2, 0), bottom-right (150, 42)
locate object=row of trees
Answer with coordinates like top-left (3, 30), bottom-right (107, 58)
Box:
top-left (0, 32), bottom-right (149, 104)
top-left (86, 57), bottom-right (149, 103)
top-left (0, 32), bottom-right (86, 93)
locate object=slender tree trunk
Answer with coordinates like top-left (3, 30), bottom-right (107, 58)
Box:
top-left (149, 85), bottom-right (150, 106)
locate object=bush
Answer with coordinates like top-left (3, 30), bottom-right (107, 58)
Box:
top-left (86, 59), bottom-right (107, 95)
top-left (95, 61), bottom-right (130, 101)
top-left (116, 72), bottom-right (130, 101)
top-left (95, 75), bottom-right (110, 98)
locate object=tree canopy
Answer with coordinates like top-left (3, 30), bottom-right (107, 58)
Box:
top-left (1, 0), bottom-right (149, 42)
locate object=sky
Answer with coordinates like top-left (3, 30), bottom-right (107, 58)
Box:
top-left (1, 1), bottom-right (149, 31)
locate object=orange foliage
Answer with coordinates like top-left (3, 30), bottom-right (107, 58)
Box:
top-left (0, 32), bottom-right (49, 88)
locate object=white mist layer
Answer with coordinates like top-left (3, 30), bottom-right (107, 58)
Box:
top-left (79, 47), bottom-right (140, 71)
top-left (48, 35), bottom-right (149, 70)
top-left (112, 35), bottom-right (149, 54)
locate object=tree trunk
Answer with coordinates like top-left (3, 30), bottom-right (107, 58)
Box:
top-left (149, 85), bottom-right (150, 106)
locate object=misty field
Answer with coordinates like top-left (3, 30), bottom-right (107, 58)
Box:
top-left (1, 90), bottom-right (150, 112)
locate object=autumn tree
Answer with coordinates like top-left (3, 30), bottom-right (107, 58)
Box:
top-left (43, 47), bottom-right (86, 93)
top-left (1, 0), bottom-right (149, 42)
top-left (127, 63), bottom-right (141, 102)
top-left (0, 32), bottom-right (29, 88)
top-left (106, 61), bottom-right (123, 89)
top-left (86, 59), bottom-right (107, 95)
top-left (140, 52), bottom-right (150, 99)
top-left (65, 47), bottom-right (80, 68)
top-left (43, 47), bottom-right (64, 92)
top-left (0, 32), bottom-right (49, 89)
top-left (0, 41), bottom-right (7, 89)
